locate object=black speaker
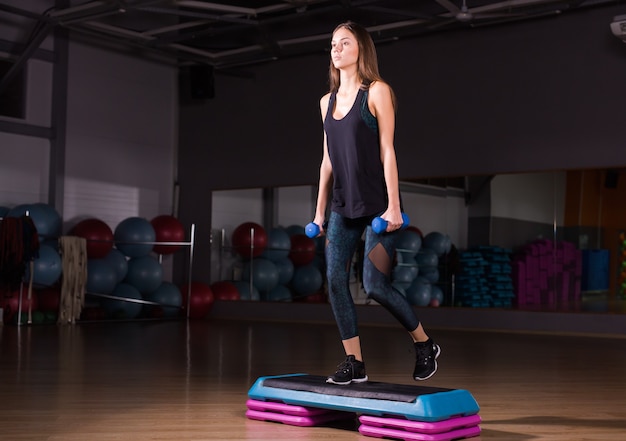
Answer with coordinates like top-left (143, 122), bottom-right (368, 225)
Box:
top-left (605, 169), bottom-right (619, 189)
top-left (189, 65), bottom-right (214, 99)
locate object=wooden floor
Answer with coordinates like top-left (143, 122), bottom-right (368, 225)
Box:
top-left (1, 317), bottom-right (625, 440)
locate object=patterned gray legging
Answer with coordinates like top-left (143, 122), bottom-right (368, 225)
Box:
top-left (325, 211), bottom-right (420, 340)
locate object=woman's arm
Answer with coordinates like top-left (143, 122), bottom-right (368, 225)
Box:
top-left (369, 81), bottom-right (403, 231)
top-left (313, 94), bottom-right (333, 234)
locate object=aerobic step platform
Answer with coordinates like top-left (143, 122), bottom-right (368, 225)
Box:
top-left (358, 414), bottom-right (481, 441)
top-left (247, 374), bottom-right (479, 422)
top-left (245, 399), bottom-right (355, 427)
top-left (245, 399), bottom-right (481, 440)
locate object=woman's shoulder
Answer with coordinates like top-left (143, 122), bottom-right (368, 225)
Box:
top-left (319, 92), bottom-right (332, 115)
top-left (320, 92), bottom-right (332, 105)
top-left (366, 80), bottom-right (395, 114)
top-left (367, 80), bottom-right (391, 97)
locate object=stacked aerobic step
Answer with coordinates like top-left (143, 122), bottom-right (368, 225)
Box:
top-left (246, 374), bottom-right (480, 441)
top-left (456, 247), bottom-right (514, 308)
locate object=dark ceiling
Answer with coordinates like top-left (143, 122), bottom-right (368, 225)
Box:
top-left (0, 0), bottom-right (619, 72)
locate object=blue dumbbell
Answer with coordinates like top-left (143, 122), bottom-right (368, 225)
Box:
top-left (305, 222), bottom-right (320, 238)
top-left (305, 221), bottom-right (328, 238)
top-left (371, 213), bottom-right (410, 234)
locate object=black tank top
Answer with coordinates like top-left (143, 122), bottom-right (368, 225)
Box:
top-left (324, 88), bottom-right (387, 219)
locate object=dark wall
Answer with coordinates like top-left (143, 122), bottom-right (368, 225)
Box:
top-left (389, 7), bottom-right (626, 179)
top-left (180, 6), bottom-right (626, 192)
top-left (178, 55), bottom-right (328, 192)
top-left (177, 5), bottom-right (626, 281)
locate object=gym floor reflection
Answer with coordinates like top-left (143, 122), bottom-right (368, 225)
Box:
top-left (1, 318), bottom-right (625, 440)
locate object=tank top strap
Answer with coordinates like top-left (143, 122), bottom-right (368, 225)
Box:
top-left (359, 89), bottom-right (378, 133)
top-left (326, 92), bottom-right (336, 119)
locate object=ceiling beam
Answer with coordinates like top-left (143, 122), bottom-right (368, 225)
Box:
top-left (0, 21), bottom-right (53, 95)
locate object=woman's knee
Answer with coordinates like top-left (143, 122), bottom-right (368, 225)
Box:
top-left (327, 266), bottom-right (348, 291)
top-left (363, 278), bottom-right (386, 302)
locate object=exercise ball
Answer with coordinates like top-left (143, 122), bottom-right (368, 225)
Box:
top-left (291, 264), bottom-right (323, 296)
top-left (266, 284), bottom-right (292, 302)
top-left (33, 310), bottom-right (49, 324)
top-left (100, 283), bottom-right (142, 319)
top-left (180, 282), bottom-right (214, 319)
top-left (396, 229), bottom-right (422, 258)
top-left (114, 217), bottom-right (155, 258)
top-left (210, 281), bottom-right (240, 301)
top-left (430, 285), bottom-right (444, 307)
top-left (396, 254), bottom-right (419, 278)
top-left (36, 286), bottom-right (61, 313)
top-left (422, 232), bottom-right (452, 257)
top-left (406, 225), bottom-right (423, 238)
top-left (420, 266), bottom-right (440, 284)
top-left (86, 259), bottom-right (117, 294)
top-left (69, 218), bottom-right (113, 258)
top-left (274, 257), bottom-right (294, 285)
top-left (31, 244), bottom-right (62, 287)
top-left (416, 249), bottom-right (438, 268)
top-left (232, 281), bottom-right (260, 301)
top-left (0, 288), bottom-right (39, 324)
top-left (124, 256), bottom-right (163, 293)
top-left (313, 236), bottom-right (326, 261)
top-left (6, 203), bottom-right (28, 218)
top-left (392, 264), bottom-right (417, 290)
top-left (151, 215), bottom-right (185, 255)
top-left (261, 227), bottom-right (291, 262)
top-left (289, 234), bottom-right (316, 266)
top-left (311, 253), bottom-right (326, 272)
top-left (405, 277), bottom-right (432, 307)
top-left (144, 282), bottom-right (181, 317)
top-left (242, 258), bottom-right (279, 292)
top-left (103, 249), bottom-right (128, 283)
top-left (231, 222), bottom-right (267, 258)
top-left (8, 203), bottom-right (62, 239)
top-left (285, 224), bottom-right (305, 237)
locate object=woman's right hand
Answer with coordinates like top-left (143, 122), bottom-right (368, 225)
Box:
top-left (311, 216), bottom-right (326, 236)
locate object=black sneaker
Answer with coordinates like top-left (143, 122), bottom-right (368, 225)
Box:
top-left (413, 339), bottom-right (441, 381)
top-left (326, 355), bottom-right (368, 385)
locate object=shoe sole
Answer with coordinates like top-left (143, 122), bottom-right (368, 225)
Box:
top-left (414, 344), bottom-right (441, 381)
top-left (326, 375), bottom-right (369, 385)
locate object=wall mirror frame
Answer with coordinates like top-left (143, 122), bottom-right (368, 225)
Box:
top-left (210, 168), bottom-right (626, 315)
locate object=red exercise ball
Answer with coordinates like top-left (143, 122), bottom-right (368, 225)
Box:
top-left (289, 234), bottom-right (316, 266)
top-left (406, 225), bottom-right (423, 239)
top-left (210, 281), bottom-right (240, 301)
top-left (151, 215), bottom-right (186, 255)
top-left (80, 306), bottom-right (107, 321)
top-left (295, 289), bottom-right (327, 303)
top-left (36, 285), bottom-right (61, 313)
top-left (0, 288), bottom-right (38, 324)
top-left (69, 218), bottom-right (114, 258)
top-left (231, 222), bottom-right (267, 259)
top-left (179, 282), bottom-right (215, 319)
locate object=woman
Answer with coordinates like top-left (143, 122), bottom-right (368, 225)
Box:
top-left (312, 21), bottom-right (440, 385)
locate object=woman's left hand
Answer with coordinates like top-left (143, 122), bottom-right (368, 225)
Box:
top-left (380, 208), bottom-right (404, 232)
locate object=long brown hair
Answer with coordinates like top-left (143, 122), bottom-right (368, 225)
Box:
top-left (328, 21), bottom-right (396, 108)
